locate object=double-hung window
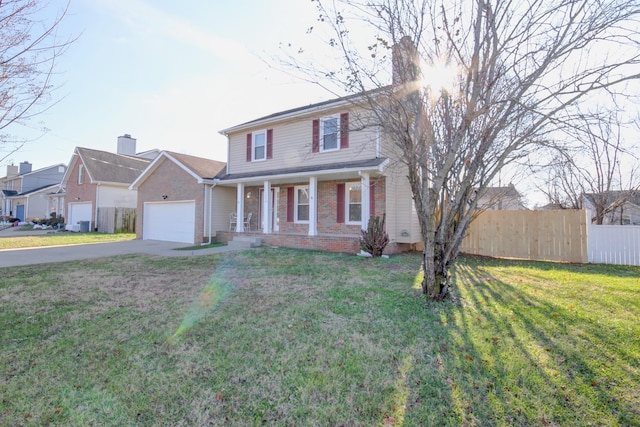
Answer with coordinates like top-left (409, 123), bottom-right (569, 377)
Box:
top-left (253, 131), bottom-right (266, 161)
top-left (295, 185), bottom-right (309, 223)
top-left (320, 116), bottom-right (339, 151)
top-left (346, 183), bottom-right (362, 224)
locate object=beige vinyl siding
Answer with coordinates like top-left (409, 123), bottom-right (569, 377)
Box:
top-left (210, 186), bottom-right (237, 233)
top-left (227, 108), bottom-right (378, 175)
top-left (384, 162), bottom-right (421, 244)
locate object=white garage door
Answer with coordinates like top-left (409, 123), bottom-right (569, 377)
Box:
top-left (69, 202), bottom-right (92, 227)
top-left (143, 201), bottom-right (196, 244)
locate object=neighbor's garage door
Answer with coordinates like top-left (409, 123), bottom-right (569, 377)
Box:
top-left (143, 201), bottom-right (195, 244)
top-left (69, 202), bottom-right (92, 227)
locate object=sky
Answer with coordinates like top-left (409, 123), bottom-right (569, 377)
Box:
top-left (7, 0), bottom-right (329, 169)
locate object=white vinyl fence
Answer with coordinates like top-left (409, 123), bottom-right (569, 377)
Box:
top-left (588, 223), bottom-right (640, 266)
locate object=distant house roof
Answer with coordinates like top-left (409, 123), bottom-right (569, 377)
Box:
top-left (583, 190), bottom-right (640, 207)
top-left (75, 147), bottom-right (151, 185)
top-left (5, 184), bottom-right (59, 197)
top-left (482, 185), bottom-right (521, 199)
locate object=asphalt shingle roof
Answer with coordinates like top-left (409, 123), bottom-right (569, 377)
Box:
top-left (76, 147), bottom-right (150, 184)
top-left (164, 151), bottom-right (226, 180)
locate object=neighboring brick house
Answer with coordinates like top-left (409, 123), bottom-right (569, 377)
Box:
top-left (62, 135), bottom-right (151, 232)
top-left (216, 95), bottom-right (422, 254)
top-left (1, 162), bottom-right (67, 221)
top-left (130, 151), bottom-right (231, 244)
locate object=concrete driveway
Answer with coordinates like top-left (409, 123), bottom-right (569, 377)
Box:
top-left (0, 228), bottom-right (239, 268)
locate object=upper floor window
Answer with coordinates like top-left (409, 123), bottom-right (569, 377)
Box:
top-left (312, 112), bottom-right (349, 153)
top-left (321, 116), bottom-right (339, 151)
top-left (253, 131), bottom-right (266, 161)
top-left (295, 185), bottom-right (309, 223)
top-left (78, 165), bottom-right (84, 184)
top-left (246, 129), bottom-right (273, 162)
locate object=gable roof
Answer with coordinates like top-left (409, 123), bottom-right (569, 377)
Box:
top-left (218, 88), bottom-right (384, 135)
top-left (4, 184), bottom-right (59, 197)
top-left (584, 190), bottom-right (640, 206)
top-left (74, 147), bottom-right (151, 185)
top-left (130, 151), bottom-right (226, 189)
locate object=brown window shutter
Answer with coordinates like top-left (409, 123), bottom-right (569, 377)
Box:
top-left (337, 183), bottom-right (345, 223)
top-left (340, 112), bottom-right (349, 149)
top-left (370, 184), bottom-right (375, 216)
top-left (287, 187), bottom-right (294, 222)
top-left (266, 129), bottom-right (273, 159)
top-left (312, 119), bottom-right (320, 153)
top-left (246, 133), bottom-right (252, 162)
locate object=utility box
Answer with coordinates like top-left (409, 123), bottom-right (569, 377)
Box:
top-left (79, 221), bottom-right (90, 233)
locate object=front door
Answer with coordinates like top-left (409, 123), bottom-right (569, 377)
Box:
top-left (15, 205), bottom-right (24, 221)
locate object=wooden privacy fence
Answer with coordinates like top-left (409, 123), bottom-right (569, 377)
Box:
top-left (97, 207), bottom-right (136, 234)
top-left (460, 210), bottom-right (588, 263)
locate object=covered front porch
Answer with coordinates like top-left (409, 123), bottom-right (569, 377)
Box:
top-left (215, 158), bottom-right (389, 253)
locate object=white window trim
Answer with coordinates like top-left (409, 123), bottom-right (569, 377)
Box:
top-left (320, 115), bottom-right (340, 153)
top-left (345, 182), bottom-right (362, 225)
top-left (252, 130), bottom-right (267, 162)
top-left (294, 185), bottom-right (310, 224)
top-left (78, 164), bottom-right (84, 184)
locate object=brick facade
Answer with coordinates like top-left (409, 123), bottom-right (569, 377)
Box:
top-left (240, 177), bottom-right (386, 235)
top-left (220, 177), bottom-right (397, 254)
top-left (65, 159), bottom-right (98, 227)
top-left (136, 159), bottom-right (206, 242)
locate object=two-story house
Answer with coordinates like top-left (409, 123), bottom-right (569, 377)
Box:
top-left (62, 135), bottom-right (151, 232)
top-left (1, 162), bottom-right (67, 221)
top-left (216, 95), bottom-right (422, 254)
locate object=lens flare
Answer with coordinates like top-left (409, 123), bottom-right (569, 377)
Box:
top-left (167, 260), bottom-right (234, 343)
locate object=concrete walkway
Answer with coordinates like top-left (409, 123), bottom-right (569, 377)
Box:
top-left (0, 228), bottom-right (243, 268)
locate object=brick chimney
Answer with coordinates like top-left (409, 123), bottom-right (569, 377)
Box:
top-left (392, 36), bottom-right (419, 84)
top-left (117, 134), bottom-right (137, 156)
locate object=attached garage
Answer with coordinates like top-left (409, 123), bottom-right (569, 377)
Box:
top-left (143, 201), bottom-right (196, 244)
top-left (68, 202), bottom-right (93, 230)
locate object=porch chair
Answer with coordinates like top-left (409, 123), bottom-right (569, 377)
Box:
top-left (244, 212), bottom-right (253, 231)
top-left (229, 212), bottom-right (238, 231)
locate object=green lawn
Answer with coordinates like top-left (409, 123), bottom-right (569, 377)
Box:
top-left (1, 248), bottom-right (638, 426)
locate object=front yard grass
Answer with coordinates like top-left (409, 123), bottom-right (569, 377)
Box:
top-left (1, 248), bottom-right (638, 426)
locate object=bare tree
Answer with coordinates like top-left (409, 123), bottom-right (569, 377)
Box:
top-left (282, 0), bottom-right (640, 300)
top-left (0, 0), bottom-right (74, 163)
top-left (541, 110), bottom-right (640, 223)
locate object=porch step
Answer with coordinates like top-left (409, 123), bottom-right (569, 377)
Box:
top-left (228, 235), bottom-right (262, 249)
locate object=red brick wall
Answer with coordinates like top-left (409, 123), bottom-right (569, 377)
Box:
top-left (64, 159), bottom-right (98, 225)
top-left (136, 159), bottom-right (205, 242)
top-left (217, 230), bottom-right (406, 254)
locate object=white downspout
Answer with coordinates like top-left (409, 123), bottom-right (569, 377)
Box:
top-left (94, 184), bottom-right (99, 232)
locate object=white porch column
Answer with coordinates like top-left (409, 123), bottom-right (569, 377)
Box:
top-left (262, 180), bottom-right (272, 234)
top-left (308, 176), bottom-right (318, 236)
top-left (236, 183), bottom-right (245, 232)
top-left (360, 172), bottom-right (371, 231)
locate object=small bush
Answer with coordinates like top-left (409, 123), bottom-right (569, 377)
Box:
top-left (360, 214), bottom-right (389, 257)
